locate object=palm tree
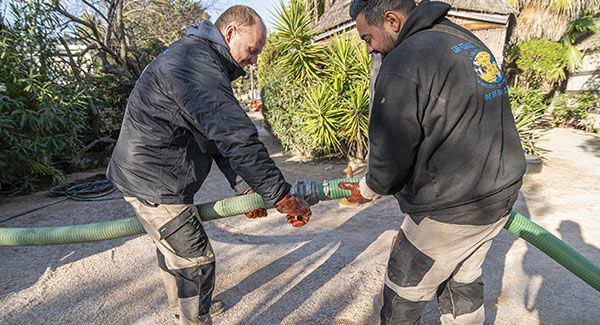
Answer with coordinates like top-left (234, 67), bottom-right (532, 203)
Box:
top-left (560, 12), bottom-right (600, 71)
top-left (509, 0), bottom-right (600, 42)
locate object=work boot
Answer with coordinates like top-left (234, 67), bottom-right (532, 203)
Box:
top-left (173, 300), bottom-right (226, 323)
top-left (198, 313), bottom-right (212, 325)
top-left (209, 300), bottom-right (226, 318)
top-left (197, 300), bottom-right (225, 325)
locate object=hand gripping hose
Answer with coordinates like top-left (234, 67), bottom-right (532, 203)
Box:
top-left (0, 177), bottom-right (598, 292)
top-left (0, 178), bottom-right (360, 246)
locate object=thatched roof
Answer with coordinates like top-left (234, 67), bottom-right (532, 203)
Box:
top-left (509, 2), bottom-right (600, 43)
top-left (444, 0), bottom-right (516, 15)
top-left (314, 0), bottom-right (516, 34)
top-left (313, 0), bottom-right (352, 35)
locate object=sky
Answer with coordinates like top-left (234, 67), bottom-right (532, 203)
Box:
top-left (0, 1), bottom-right (287, 31)
top-left (205, 0), bottom-right (288, 31)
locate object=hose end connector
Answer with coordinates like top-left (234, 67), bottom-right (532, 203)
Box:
top-left (290, 180), bottom-right (320, 206)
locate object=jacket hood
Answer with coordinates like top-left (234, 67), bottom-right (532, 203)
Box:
top-left (395, 0), bottom-right (451, 46)
top-left (184, 20), bottom-right (246, 80)
top-left (185, 20), bottom-right (228, 48)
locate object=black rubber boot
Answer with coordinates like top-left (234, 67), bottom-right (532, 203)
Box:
top-left (173, 300), bottom-right (226, 324)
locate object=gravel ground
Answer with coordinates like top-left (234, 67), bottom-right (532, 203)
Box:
top-left (1, 114), bottom-right (599, 324)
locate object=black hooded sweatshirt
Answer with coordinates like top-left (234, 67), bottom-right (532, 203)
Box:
top-left (366, 1), bottom-right (526, 224)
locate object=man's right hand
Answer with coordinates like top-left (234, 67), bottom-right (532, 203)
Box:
top-left (275, 193), bottom-right (312, 227)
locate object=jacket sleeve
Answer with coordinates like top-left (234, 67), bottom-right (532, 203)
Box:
top-left (366, 73), bottom-right (423, 195)
top-left (166, 53), bottom-right (290, 206)
top-left (211, 153), bottom-right (251, 195)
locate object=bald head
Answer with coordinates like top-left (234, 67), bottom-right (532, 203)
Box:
top-left (215, 5), bottom-right (266, 34)
top-left (215, 5), bottom-right (267, 67)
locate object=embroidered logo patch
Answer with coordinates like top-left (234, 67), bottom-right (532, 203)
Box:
top-left (472, 51), bottom-right (503, 84)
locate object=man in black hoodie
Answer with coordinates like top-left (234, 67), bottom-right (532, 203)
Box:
top-left (107, 6), bottom-right (312, 325)
top-left (339, 0), bottom-right (526, 324)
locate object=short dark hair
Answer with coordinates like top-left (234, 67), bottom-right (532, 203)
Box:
top-left (215, 5), bottom-right (264, 31)
top-left (349, 0), bottom-right (416, 25)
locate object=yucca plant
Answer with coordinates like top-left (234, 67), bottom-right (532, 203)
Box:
top-left (299, 84), bottom-right (345, 154)
top-left (340, 81), bottom-right (370, 160)
top-left (271, 0), bottom-right (326, 82)
top-left (560, 12), bottom-right (599, 72)
top-left (328, 32), bottom-right (358, 89)
top-left (327, 32), bottom-right (370, 90)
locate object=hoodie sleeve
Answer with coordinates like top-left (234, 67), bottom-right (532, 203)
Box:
top-left (366, 73), bottom-right (423, 195)
top-left (166, 53), bottom-right (290, 206)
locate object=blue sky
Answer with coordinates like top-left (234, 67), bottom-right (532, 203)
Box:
top-left (206, 0), bottom-right (288, 31)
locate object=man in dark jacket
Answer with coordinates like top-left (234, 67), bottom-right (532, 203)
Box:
top-left (107, 6), bottom-right (312, 325)
top-left (339, 0), bottom-right (526, 324)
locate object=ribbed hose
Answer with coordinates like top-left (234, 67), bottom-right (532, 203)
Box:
top-left (0, 178), bottom-right (358, 246)
top-left (0, 178), bottom-right (598, 292)
top-left (504, 211), bottom-right (600, 291)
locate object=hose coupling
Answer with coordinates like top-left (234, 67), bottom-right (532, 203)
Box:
top-left (290, 180), bottom-right (320, 206)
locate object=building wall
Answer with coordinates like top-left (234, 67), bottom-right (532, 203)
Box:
top-left (566, 51), bottom-right (600, 93)
top-left (315, 16), bottom-right (510, 65)
top-left (448, 16), bottom-right (509, 65)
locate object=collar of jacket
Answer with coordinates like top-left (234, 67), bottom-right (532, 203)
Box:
top-left (184, 20), bottom-right (246, 80)
top-left (393, 0), bottom-right (451, 47)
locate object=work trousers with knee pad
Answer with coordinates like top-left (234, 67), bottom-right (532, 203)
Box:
top-left (125, 197), bottom-right (215, 325)
top-left (381, 210), bottom-right (510, 325)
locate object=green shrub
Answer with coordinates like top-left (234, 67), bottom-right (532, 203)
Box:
top-left (260, 63), bottom-right (315, 157)
top-left (340, 81), bottom-right (370, 160)
top-left (89, 73), bottom-right (135, 138)
top-left (299, 83), bottom-right (345, 154)
top-left (507, 39), bottom-right (568, 92)
top-left (508, 87), bottom-right (549, 156)
top-left (0, 1), bottom-right (87, 193)
top-left (552, 92), bottom-right (599, 133)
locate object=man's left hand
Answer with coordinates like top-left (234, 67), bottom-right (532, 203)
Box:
top-left (240, 189), bottom-right (268, 218)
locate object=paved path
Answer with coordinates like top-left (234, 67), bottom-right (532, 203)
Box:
top-left (0, 116), bottom-right (598, 324)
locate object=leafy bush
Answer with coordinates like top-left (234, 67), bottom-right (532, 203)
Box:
top-left (507, 39), bottom-right (568, 93)
top-left (89, 73), bottom-right (135, 138)
top-left (260, 1), bottom-right (371, 161)
top-left (508, 87), bottom-right (549, 155)
top-left (552, 92), bottom-right (600, 133)
top-left (0, 1), bottom-right (87, 193)
top-left (260, 63), bottom-right (314, 157)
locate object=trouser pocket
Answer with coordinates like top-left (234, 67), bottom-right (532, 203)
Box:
top-left (158, 207), bottom-right (210, 259)
top-left (388, 230), bottom-right (435, 287)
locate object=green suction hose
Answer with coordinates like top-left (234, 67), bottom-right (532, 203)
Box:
top-left (0, 177), bottom-right (359, 247)
top-left (0, 177), bottom-right (598, 292)
top-left (504, 211), bottom-right (600, 291)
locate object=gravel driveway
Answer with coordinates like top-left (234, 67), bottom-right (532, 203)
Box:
top-left (1, 114), bottom-right (598, 324)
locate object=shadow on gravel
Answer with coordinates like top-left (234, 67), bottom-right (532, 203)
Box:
top-left (484, 189), bottom-right (531, 324)
top-left (578, 136), bottom-right (600, 158)
top-left (0, 236), bottom-right (134, 297)
top-left (0, 199), bottom-right (136, 297)
top-left (522, 219), bottom-right (600, 325)
top-left (213, 200), bottom-right (401, 324)
top-left (0, 269), bottom-right (161, 324)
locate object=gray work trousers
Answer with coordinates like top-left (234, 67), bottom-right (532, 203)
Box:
top-left (125, 197), bottom-right (216, 325)
top-left (381, 202), bottom-right (513, 325)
